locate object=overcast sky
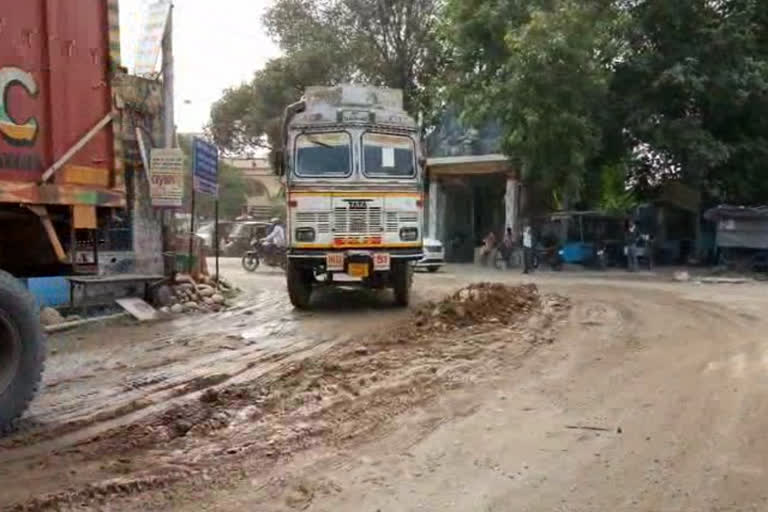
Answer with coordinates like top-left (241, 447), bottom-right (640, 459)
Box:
top-left (120, 0), bottom-right (281, 134)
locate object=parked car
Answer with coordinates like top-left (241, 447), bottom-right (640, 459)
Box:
top-left (415, 238), bottom-right (445, 272)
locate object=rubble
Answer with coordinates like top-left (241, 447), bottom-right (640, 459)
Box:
top-left (40, 307), bottom-right (65, 326)
top-left (411, 283), bottom-right (540, 332)
top-left (163, 274), bottom-right (241, 316)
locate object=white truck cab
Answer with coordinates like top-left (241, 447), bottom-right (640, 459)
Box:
top-left (280, 85), bottom-right (424, 308)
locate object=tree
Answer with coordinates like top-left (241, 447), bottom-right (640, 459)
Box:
top-left (613, 0), bottom-right (768, 204)
top-left (208, 51), bottom-right (344, 156)
top-left (265, 0), bottom-right (445, 115)
top-left (445, 0), bottom-right (627, 210)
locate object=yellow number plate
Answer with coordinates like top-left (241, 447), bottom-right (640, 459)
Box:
top-left (347, 263), bottom-right (369, 278)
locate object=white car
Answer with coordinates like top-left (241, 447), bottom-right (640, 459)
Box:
top-left (416, 238), bottom-right (445, 272)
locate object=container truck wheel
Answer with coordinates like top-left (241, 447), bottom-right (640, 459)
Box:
top-left (0, 270), bottom-right (45, 434)
top-left (287, 261), bottom-right (312, 309)
top-left (392, 261), bottom-right (412, 307)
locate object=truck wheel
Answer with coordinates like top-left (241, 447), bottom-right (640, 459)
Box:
top-left (287, 261), bottom-right (312, 309)
top-left (0, 270), bottom-right (45, 434)
top-left (392, 262), bottom-right (412, 307)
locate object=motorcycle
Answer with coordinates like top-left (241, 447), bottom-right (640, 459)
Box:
top-left (241, 240), bottom-right (287, 272)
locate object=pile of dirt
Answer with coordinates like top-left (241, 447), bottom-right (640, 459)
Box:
top-left (412, 283), bottom-right (540, 332)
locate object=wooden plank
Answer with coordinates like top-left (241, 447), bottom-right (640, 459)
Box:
top-left (116, 297), bottom-right (159, 321)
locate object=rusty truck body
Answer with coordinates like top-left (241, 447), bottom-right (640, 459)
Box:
top-left (0, 0), bottom-right (127, 433)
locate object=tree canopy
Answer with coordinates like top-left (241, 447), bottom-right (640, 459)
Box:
top-left (443, 0), bottom-right (768, 207)
top-left (208, 0), bottom-right (444, 156)
top-left (208, 0), bottom-right (768, 208)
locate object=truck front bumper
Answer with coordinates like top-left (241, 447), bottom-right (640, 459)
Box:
top-left (288, 247), bottom-right (423, 262)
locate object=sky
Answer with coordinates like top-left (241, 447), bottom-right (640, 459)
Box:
top-left (119, 0), bottom-right (281, 134)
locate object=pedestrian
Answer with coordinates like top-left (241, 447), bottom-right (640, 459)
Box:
top-left (480, 231), bottom-right (497, 266)
top-left (522, 224), bottom-right (534, 274)
top-left (626, 221), bottom-right (639, 272)
top-left (501, 227), bottom-right (515, 269)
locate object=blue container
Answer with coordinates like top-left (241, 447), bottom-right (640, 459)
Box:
top-left (25, 276), bottom-right (70, 308)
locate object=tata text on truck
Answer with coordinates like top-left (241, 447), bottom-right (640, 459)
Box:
top-left (281, 86), bottom-right (424, 308)
top-left (0, 0), bottom-right (125, 433)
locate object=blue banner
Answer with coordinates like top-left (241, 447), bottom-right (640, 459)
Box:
top-left (193, 138), bottom-right (219, 197)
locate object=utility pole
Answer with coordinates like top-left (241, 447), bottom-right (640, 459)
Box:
top-left (162, 4), bottom-right (175, 149)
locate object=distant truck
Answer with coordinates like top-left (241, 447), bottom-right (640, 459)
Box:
top-left (280, 86), bottom-right (424, 308)
top-left (0, 0), bottom-right (125, 432)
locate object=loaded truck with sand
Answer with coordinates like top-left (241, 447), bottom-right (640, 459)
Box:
top-left (0, 0), bottom-right (126, 433)
top-left (280, 86), bottom-right (425, 308)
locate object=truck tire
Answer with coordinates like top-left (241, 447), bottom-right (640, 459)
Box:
top-left (392, 261), bottom-right (412, 307)
top-left (0, 270), bottom-right (45, 434)
top-left (287, 261), bottom-right (312, 309)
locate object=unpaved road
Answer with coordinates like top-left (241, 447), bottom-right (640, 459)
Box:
top-left (1, 260), bottom-right (768, 511)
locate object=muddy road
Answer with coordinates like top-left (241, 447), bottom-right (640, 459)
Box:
top-left (1, 261), bottom-right (768, 511)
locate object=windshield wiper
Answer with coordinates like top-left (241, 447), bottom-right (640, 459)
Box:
top-left (305, 136), bottom-right (334, 149)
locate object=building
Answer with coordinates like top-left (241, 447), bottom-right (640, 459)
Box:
top-left (222, 157), bottom-right (283, 220)
top-left (425, 112), bottom-right (520, 263)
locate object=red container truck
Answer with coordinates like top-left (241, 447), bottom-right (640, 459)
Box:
top-left (0, 0), bottom-right (125, 432)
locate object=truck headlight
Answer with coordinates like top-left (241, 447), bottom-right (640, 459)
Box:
top-left (399, 227), bottom-right (419, 242)
top-left (295, 227), bottom-right (316, 242)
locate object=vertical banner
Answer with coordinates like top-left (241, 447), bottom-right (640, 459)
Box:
top-left (135, 0), bottom-right (172, 76)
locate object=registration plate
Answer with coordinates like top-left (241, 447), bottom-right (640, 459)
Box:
top-left (347, 263), bottom-right (370, 278)
top-left (373, 253), bottom-right (391, 271)
top-left (326, 253), bottom-right (345, 271)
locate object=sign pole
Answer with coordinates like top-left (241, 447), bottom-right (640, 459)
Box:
top-left (188, 187), bottom-right (196, 275)
top-left (214, 198), bottom-right (220, 285)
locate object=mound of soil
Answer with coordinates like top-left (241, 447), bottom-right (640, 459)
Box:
top-left (413, 283), bottom-right (540, 331)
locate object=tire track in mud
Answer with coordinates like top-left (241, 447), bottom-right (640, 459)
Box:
top-left (1, 284), bottom-right (569, 511)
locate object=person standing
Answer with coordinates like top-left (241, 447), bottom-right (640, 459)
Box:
top-left (501, 227), bottom-right (515, 269)
top-left (522, 225), bottom-right (534, 274)
top-left (626, 221), bottom-right (639, 272)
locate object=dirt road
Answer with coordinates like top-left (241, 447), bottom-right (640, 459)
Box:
top-left (1, 261), bottom-right (768, 511)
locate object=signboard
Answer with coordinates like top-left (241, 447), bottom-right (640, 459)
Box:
top-left (193, 138), bottom-right (219, 197)
top-left (149, 148), bottom-right (184, 207)
top-left (135, 0), bottom-right (172, 76)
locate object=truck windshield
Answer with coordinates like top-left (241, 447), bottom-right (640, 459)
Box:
top-left (295, 132), bottom-right (351, 177)
top-left (363, 133), bottom-right (415, 178)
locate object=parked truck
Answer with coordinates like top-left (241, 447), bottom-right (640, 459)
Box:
top-left (281, 85), bottom-right (425, 308)
top-left (0, 0), bottom-right (125, 432)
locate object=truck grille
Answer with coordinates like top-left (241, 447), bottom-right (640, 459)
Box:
top-left (295, 212), bottom-right (331, 234)
top-left (386, 212), bottom-right (419, 233)
top-left (333, 206), bottom-right (383, 235)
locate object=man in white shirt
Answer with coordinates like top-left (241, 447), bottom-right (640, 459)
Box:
top-left (262, 218), bottom-right (286, 248)
top-left (522, 225), bottom-right (534, 274)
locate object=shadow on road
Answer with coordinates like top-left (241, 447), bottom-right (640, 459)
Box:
top-left (308, 286), bottom-right (401, 312)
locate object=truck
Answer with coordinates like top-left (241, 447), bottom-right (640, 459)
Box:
top-left (281, 86), bottom-right (424, 308)
top-left (0, 0), bottom-right (125, 432)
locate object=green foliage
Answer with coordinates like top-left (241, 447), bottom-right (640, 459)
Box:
top-left (614, 0), bottom-right (768, 204)
top-left (445, 0), bottom-right (627, 208)
top-left (598, 163), bottom-right (637, 214)
top-left (209, 51), bottom-right (343, 155)
top-left (265, 0), bottom-right (445, 114)
top-left (209, 0), bottom-right (445, 157)
top-left (445, 0), bottom-right (768, 207)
